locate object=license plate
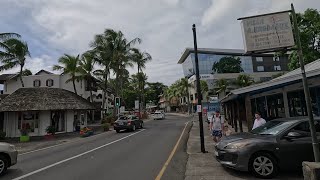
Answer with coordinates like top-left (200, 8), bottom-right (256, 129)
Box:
top-left (214, 151), bottom-right (219, 156)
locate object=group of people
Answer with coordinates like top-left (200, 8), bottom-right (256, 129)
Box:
top-left (209, 111), bottom-right (266, 143)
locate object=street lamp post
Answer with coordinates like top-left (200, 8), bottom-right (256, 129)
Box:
top-left (192, 24), bottom-right (206, 153)
top-left (291, 3), bottom-right (320, 162)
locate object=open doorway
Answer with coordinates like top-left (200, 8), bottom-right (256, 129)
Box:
top-left (51, 111), bottom-right (66, 132)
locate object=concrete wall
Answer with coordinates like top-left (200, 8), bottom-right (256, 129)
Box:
top-left (4, 112), bottom-right (17, 137)
top-left (66, 110), bottom-right (74, 132)
top-left (39, 111), bottom-right (51, 136)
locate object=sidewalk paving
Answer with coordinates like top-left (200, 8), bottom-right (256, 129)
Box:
top-left (184, 118), bottom-right (302, 180)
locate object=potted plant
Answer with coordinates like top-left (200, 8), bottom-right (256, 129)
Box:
top-left (45, 126), bottom-right (56, 140)
top-left (102, 123), bottom-right (110, 131)
top-left (20, 128), bottom-right (30, 142)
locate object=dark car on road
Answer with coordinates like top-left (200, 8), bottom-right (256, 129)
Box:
top-left (113, 115), bottom-right (144, 133)
top-left (215, 117), bottom-right (320, 178)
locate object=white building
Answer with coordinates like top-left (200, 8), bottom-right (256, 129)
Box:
top-left (0, 70), bottom-right (114, 137)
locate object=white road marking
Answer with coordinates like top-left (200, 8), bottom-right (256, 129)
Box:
top-left (18, 130), bottom-right (111, 156)
top-left (13, 129), bottom-right (146, 180)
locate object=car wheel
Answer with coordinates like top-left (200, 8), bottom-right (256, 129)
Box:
top-left (132, 125), bottom-right (136, 131)
top-left (250, 153), bottom-right (278, 179)
top-left (0, 155), bottom-right (8, 176)
top-left (140, 122), bottom-right (144, 129)
top-left (116, 130), bottom-right (120, 133)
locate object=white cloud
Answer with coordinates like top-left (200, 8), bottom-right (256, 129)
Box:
top-left (1, 0), bottom-right (320, 86)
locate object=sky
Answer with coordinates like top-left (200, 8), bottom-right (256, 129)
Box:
top-left (1, 0), bottom-right (320, 86)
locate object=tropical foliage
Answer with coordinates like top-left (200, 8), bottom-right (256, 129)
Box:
top-left (212, 56), bottom-right (243, 73)
top-left (289, 8), bottom-right (320, 70)
top-left (53, 54), bottom-right (81, 95)
top-left (235, 74), bottom-right (254, 88)
top-left (0, 37), bottom-right (30, 87)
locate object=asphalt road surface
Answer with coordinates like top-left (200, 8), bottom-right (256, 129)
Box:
top-left (3, 114), bottom-right (191, 180)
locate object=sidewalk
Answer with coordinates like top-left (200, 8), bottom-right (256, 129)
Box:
top-left (184, 120), bottom-right (251, 180)
top-left (7, 124), bottom-right (105, 154)
top-left (184, 119), bottom-right (302, 180)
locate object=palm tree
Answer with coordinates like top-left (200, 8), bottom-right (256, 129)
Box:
top-left (235, 74), bottom-right (254, 87)
top-left (79, 51), bottom-right (96, 102)
top-left (0, 33), bottom-right (20, 40)
top-left (132, 48), bottom-right (152, 111)
top-left (200, 80), bottom-right (209, 101)
top-left (53, 54), bottom-right (81, 95)
top-left (91, 29), bottom-right (141, 98)
top-left (0, 38), bottom-right (30, 87)
top-left (176, 78), bottom-right (193, 113)
top-left (214, 79), bottom-right (229, 98)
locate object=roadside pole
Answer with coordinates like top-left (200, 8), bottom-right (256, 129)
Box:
top-left (192, 24), bottom-right (206, 153)
top-left (291, 3), bottom-right (320, 162)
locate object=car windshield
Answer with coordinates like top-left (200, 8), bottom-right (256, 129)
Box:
top-left (118, 116), bottom-right (127, 120)
top-left (251, 120), bottom-right (297, 135)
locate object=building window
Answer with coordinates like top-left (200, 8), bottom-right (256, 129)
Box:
top-left (257, 66), bottom-right (264, 72)
top-left (273, 57), bottom-right (280, 61)
top-left (274, 65), bottom-right (281, 71)
top-left (33, 79), bottom-right (41, 87)
top-left (256, 57), bottom-right (263, 62)
top-left (46, 79), bottom-right (54, 87)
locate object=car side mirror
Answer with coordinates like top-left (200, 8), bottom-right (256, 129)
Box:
top-left (285, 131), bottom-right (303, 139)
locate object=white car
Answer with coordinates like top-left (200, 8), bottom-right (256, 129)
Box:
top-left (0, 142), bottom-right (18, 176)
top-left (154, 111), bottom-right (165, 120)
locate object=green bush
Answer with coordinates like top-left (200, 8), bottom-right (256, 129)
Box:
top-left (45, 126), bottom-right (56, 135)
top-left (0, 131), bottom-right (6, 140)
top-left (102, 123), bottom-right (110, 131)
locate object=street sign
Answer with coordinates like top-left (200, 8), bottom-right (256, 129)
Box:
top-left (197, 105), bottom-right (202, 113)
top-left (135, 100), bottom-right (139, 110)
top-left (240, 12), bottom-right (295, 53)
top-left (120, 106), bottom-right (125, 113)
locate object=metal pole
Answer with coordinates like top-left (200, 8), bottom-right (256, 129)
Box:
top-left (192, 24), bottom-right (206, 153)
top-left (291, 3), bottom-right (320, 162)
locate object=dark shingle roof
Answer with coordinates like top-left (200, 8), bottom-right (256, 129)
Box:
top-left (0, 88), bottom-right (95, 112)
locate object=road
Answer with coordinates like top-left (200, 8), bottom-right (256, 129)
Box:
top-left (3, 114), bottom-right (191, 180)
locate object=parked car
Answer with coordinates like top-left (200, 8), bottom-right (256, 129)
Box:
top-left (154, 111), bottom-right (165, 120)
top-left (215, 117), bottom-right (320, 179)
top-left (0, 142), bottom-right (18, 176)
top-left (113, 115), bottom-right (144, 133)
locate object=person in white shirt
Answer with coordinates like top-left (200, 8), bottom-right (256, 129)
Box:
top-left (252, 112), bottom-right (266, 130)
top-left (210, 111), bottom-right (224, 143)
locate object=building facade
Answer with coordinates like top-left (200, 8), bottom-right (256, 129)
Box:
top-left (0, 70), bottom-right (115, 137)
top-left (221, 59), bottom-right (320, 131)
top-left (177, 48), bottom-right (289, 112)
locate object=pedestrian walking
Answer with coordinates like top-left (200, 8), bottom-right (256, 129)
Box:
top-left (252, 112), bottom-right (266, 130)
top-left (210, 110), bottom-right (224, 143)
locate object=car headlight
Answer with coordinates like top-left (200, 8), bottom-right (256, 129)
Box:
top-left (9, 144), bottom-right (16, 151)
top-left (224, 142), bottom-right (249, 149)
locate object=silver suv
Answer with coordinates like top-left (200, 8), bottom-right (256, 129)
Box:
top-left (0, 142), bottom-right (18, 176)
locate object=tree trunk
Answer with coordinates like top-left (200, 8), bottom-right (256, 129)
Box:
top-left (102, 68), bottom-right (108, 120)
top-left (19, 64), bottom-right (25, 87)
top-left (72, 79), bottom-right (77, 95)
top-left (138, 65), bottom-right (141, 116)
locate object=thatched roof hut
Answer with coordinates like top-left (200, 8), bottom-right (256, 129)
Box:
top-left (0, 88), bottom-right (95, 112)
